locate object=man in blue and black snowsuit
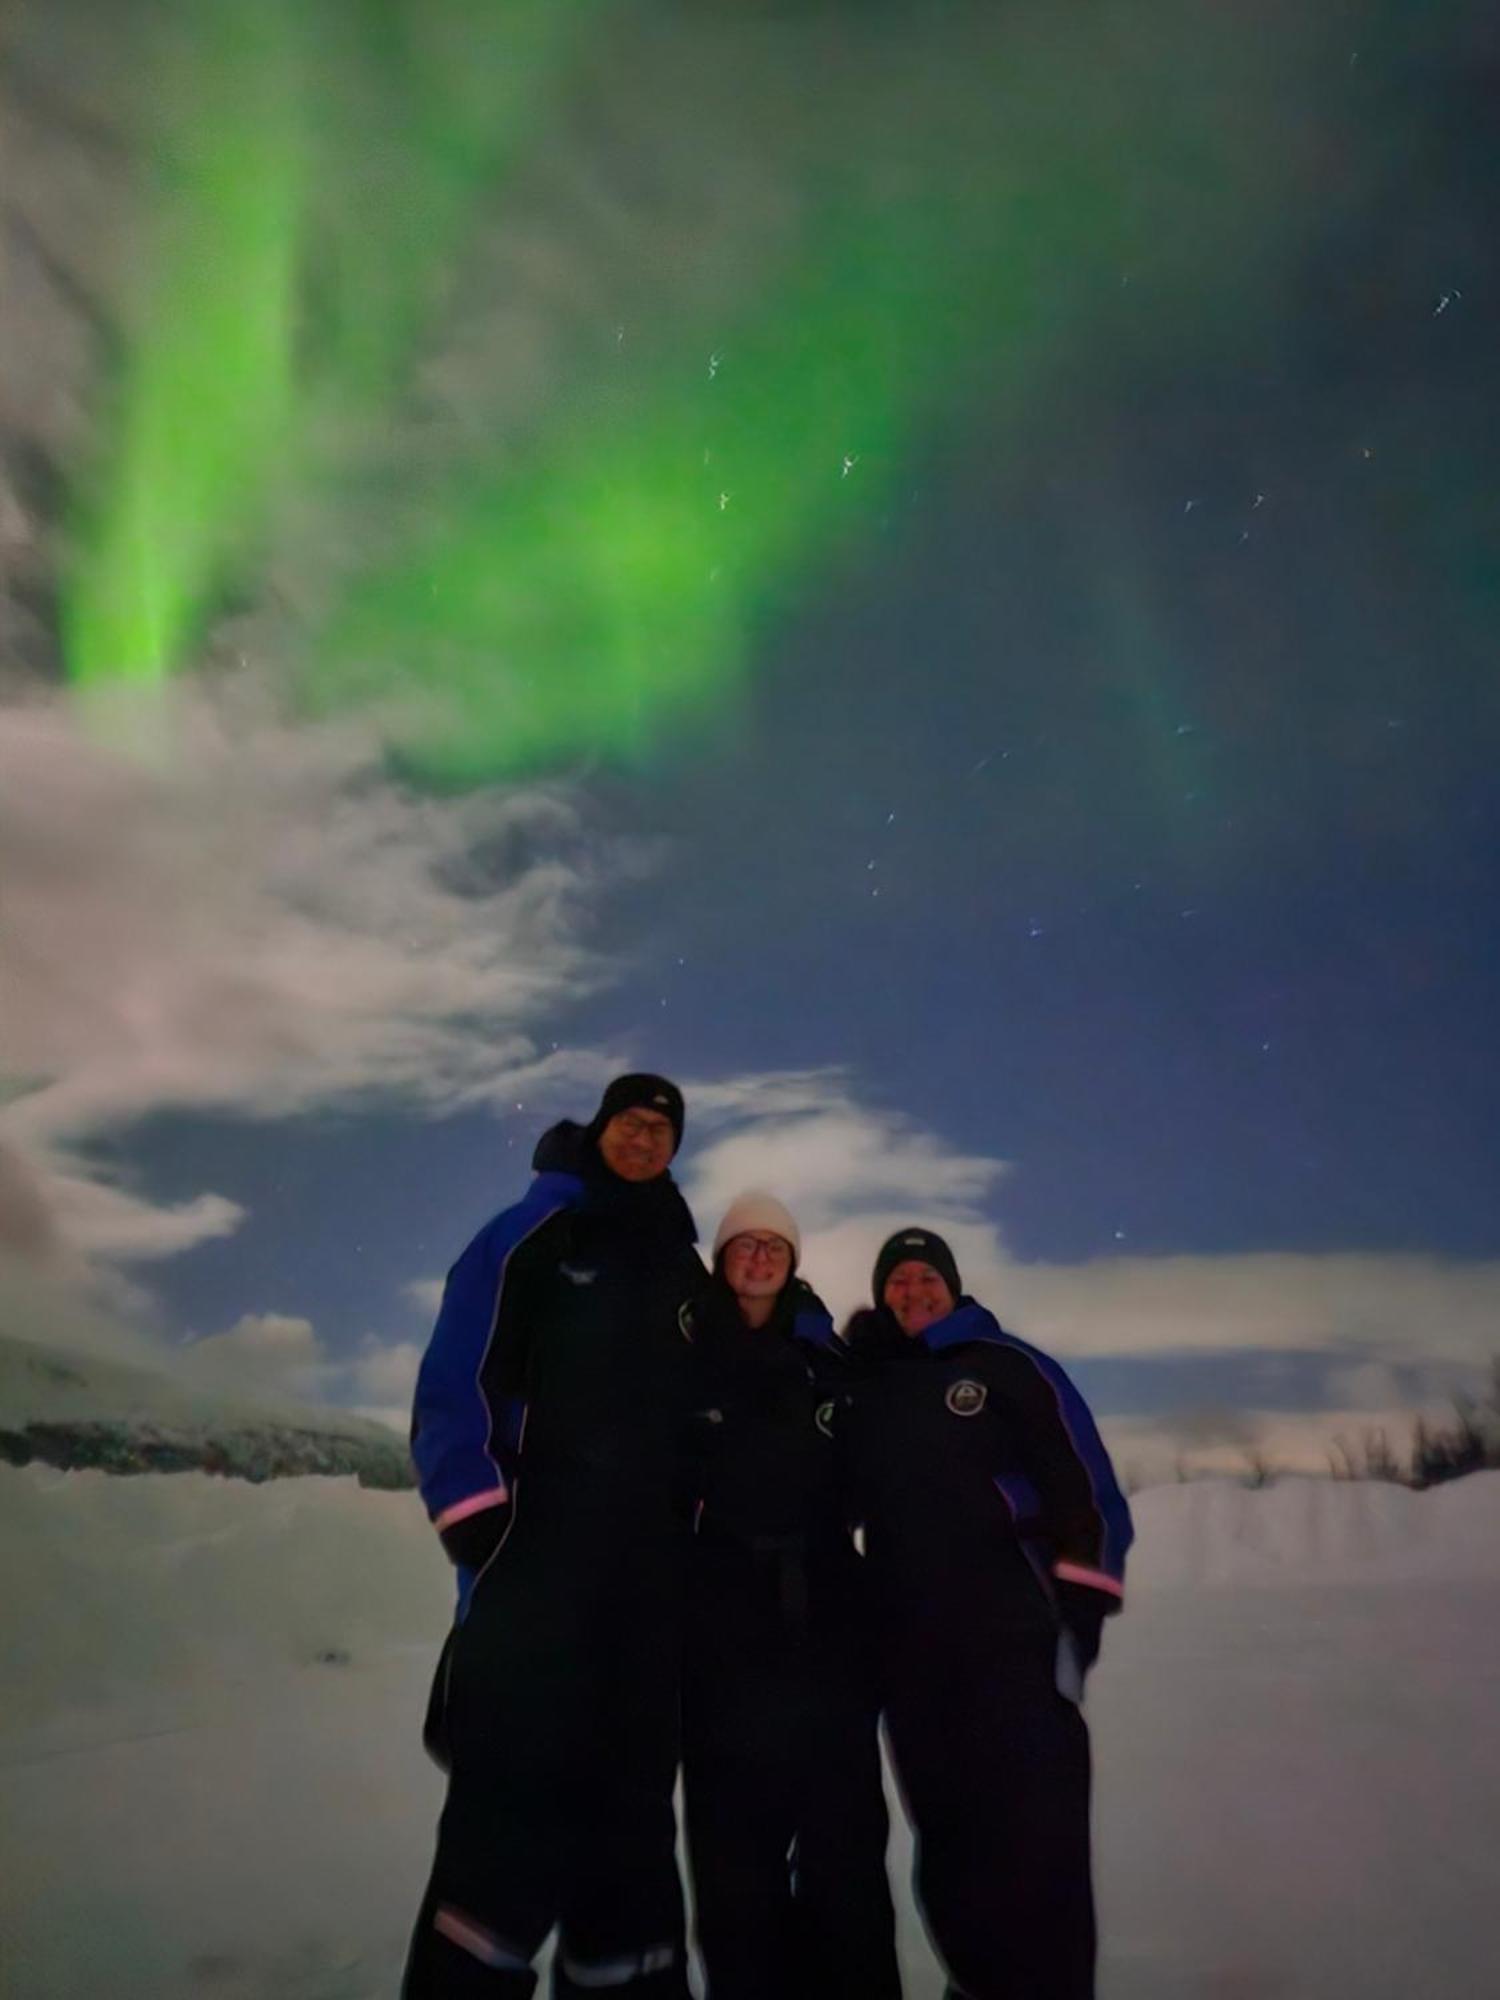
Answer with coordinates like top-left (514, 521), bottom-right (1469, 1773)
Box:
top-left (403, 1074), bottom-right (705, 2000)
top-left (841, 1228), bottom-right (1133, 2000)
top-left (680, 1192), bottom-right (900, 2000)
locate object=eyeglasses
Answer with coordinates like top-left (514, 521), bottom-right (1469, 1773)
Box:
top-left (726, 1234), bottom-right (792, 1264)
top-left (613, 1112), bottom-right (675, 1142)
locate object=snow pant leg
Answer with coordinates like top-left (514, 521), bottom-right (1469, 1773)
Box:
top-left (682, 1542), bottom-right (810, 2000)
top-left (791, 1692), bottom-right (902, 2000)
top-left (552, 1770), bottom-right (689, 2000)
top-left (405, 1557), bottom-right (597, 1997)
top-left (886, 1643), bottom-right (1096, 2000)
top-left (683, 1636), bottom-right (898, 1999)
top-left (680, 1531), bottom-right (903, 2000)
top-left (553, 1580), bottom-right (690, 2000)
top-left (402, 1744), bottom-right (565, 1997)
top-left (684, 1747), bottom-right (803, 2000)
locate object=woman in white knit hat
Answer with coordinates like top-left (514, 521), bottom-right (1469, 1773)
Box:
top-left (680, 1194), bottom-right (899, 2000)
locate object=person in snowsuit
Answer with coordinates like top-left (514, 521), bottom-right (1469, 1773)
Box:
top-left (840, 1228), bottom-right (1133, 2000)
top-left (404, 1074), bottom-right (705, 2000)
top-left (680, 1192), bottom-right (901, 2000)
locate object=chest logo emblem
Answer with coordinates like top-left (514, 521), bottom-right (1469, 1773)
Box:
top-left (559, 1263), bottom-right (598, 1286)
top-left (814, 1400), bottom-right (836, 1438)
top-left (946, 1378), bottom-right (987, 1417)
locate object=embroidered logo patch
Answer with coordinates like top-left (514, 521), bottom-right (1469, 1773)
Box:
top-left (945, 1378), bottom-right (987, 1417)
top-left (814, 1399), bottom-right (836, 1438)
top-left (559, 1263), bottom-right (598, 1286)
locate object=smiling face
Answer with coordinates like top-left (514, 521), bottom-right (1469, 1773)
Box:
top-left (596, 1107), bottom-right (677, 1181)
top-left (882, 1259), bottom-right (956, 1336)
top-left (721, 1230), bottom-right (794, 1306)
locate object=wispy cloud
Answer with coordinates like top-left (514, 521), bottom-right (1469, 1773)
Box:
top-left (42, 1170), bottom-right (245, 1263)
top-left (683, 1072), bottom-right (1500, 1386)
top-left (1000, 1254), bottom-right (1500, 1368)
top-left (0, 678), bottom-right (611, 1273)
top-left (687, 1068), bottom-right (1006, 1229)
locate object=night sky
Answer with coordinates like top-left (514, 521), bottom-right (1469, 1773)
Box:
top-left (3, 0), bottom-right (1497, 1471)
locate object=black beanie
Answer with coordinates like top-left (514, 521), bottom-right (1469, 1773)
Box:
top-left (587, 1073), bottom-right (685, 1153)
top-left (872, 1227), bottom-right (962, 1306)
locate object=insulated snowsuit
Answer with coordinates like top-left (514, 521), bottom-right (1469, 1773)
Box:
top-left (680, 1279), bottom-right (900, 2000)
top-left (404, 1130), bottom-right (705, 2000)
top-left (840, 1301), bottom-right (1133, 2000)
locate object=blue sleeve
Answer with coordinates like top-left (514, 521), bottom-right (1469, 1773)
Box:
top-left (995, 1336), bottom-right (1135, 1604)
top-left (409, 1180), bottom-right (573, 1534)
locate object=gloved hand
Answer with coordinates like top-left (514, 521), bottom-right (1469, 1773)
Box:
top-left (1054, 1577), bottom-right (1110, 1676)
top-left (439, 1499), bottom-right (511, 1572)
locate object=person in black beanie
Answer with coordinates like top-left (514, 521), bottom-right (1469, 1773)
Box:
top-left (680, 1194), bottom-right (900, 2000)
top-left (839, 1228), bottom-right (1134, 2000)
top-left (404, 1073), bottom-right (703, 2000)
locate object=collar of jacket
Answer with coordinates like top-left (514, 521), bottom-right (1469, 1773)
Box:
top-left (689, 1275), bottom-right (837, 1349)
top-left (529, 1122), bottom-right (698, 1246)
top-left (918, 1298), bottom-right (1006, 1352)
top-left (789, 1290), bottom-right (839, 1353)
top-left (530, 1169), bottom-right (587, 1207)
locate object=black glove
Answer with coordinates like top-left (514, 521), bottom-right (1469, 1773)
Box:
top-left (438, 1500), bottom-right (511, 1572)
top-left (1054, 1578), bottom-right (1110, 1676)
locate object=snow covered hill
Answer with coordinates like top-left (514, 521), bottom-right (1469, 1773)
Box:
top-left (1, 1467), bottom-right (1497, 1998)
top-left (0, 1332), bottom-right (413, 1488)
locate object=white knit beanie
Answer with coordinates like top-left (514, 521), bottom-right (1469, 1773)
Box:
top-left (712, 1190), bottom-right (802, 1266)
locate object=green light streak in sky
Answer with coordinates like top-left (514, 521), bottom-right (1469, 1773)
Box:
top-left (312, 159), bottom-right (1109, 782)
top-left (64, 0), bottom-right (304, 689)
top-left (63, 2), bottom-right (1321, 783)
top-left (63, 0), bottom-right (601, 694)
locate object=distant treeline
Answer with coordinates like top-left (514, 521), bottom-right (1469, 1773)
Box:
top-left (0, 1417), bottom-right (415, 1489)
top-left (1329, 1359), bottom-right (1500, 1490)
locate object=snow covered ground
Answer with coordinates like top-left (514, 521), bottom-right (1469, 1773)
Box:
top-left (2, 1467), bottom-right (1497, 1998)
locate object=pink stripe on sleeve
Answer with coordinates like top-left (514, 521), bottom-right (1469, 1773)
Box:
top-left (1053, 1559), bottom-right (1124, 1599)
top-left (434, 1486), bottom-right (509, 1532)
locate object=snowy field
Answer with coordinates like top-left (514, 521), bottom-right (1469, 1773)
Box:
top-left (2, 1467), bottom-right (1497, 1999)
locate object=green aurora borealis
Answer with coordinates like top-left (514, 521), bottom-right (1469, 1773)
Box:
top-left (62, 0), bottom-right (1349, 781)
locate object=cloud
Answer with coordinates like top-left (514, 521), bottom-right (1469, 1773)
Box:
top-left (0, 1253), bottom-right (166, 1369)
top-left (346, 1335), bottom-right (422, 1409)
top-left (0, 1143), bottom-right (61, 1260)
top-left (0, 1143), bottom-right (237, 1361)
top-left (690, 1110), bottom-right (999, 1228)
top-left (345, 1335), bottom-right (423, 1434)
top-left (684, 1070), bottom-right (1010, 1310)
top-left (183, 1313), bottom-right (325, 1399)
top-left (402, 1277), bottom-right (446, 1319)
top-left (682, 1073), bottom-right (1500, 1384)
top-left (42, 1169), bottom-right (245, 1262)
top-left (0, 677), bottom-right (610, 1270)
top-left (179, 1314), bottom-right (421, 1434)
top-left (1000, 1253), bottom-right (1500, 1367)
